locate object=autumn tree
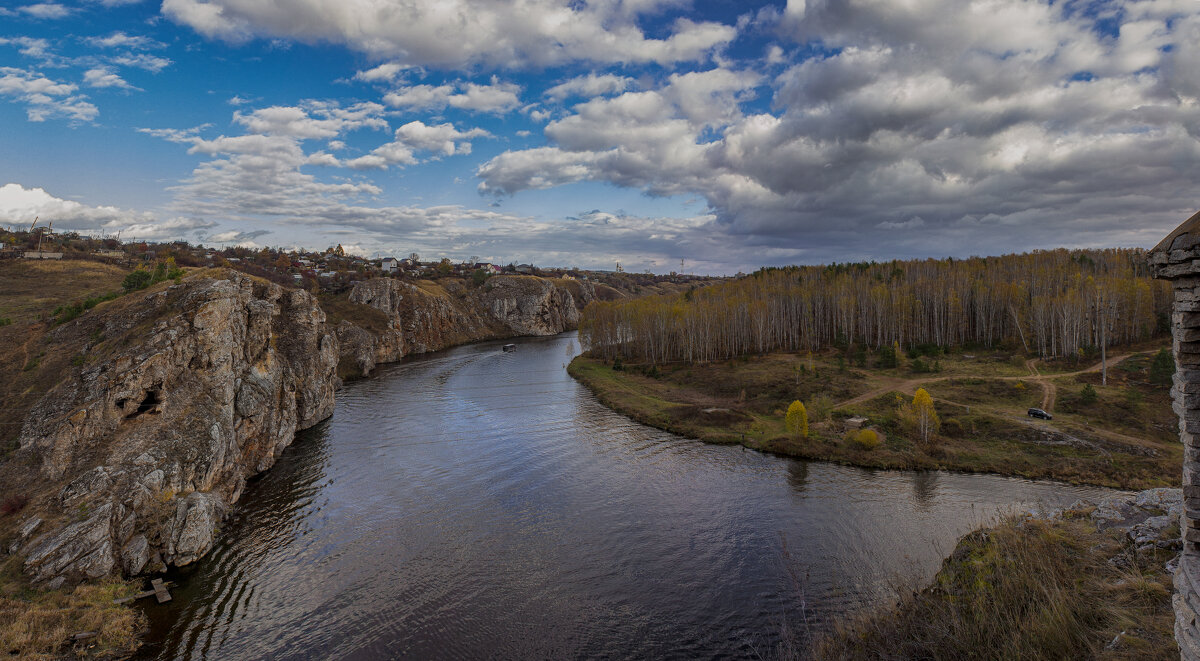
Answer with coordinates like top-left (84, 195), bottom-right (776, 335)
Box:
top-left (785, 400), bottom-right (808, 439)
top-left (913, 388), bottom-right (939, 446)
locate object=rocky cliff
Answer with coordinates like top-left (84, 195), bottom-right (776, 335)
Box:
top-left (335, 275), bottom-right (593, 378)
top-left (3, 271), bottom-right (590, 587)
top-left (6, 271), bottom-right (338, 586)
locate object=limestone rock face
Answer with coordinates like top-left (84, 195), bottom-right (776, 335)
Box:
top-left (15, 271), bottom-right (338, 585)
top-left (337, 275), bottom-right (591, 377)
top-left (479, 276), bottom-right (581, 336)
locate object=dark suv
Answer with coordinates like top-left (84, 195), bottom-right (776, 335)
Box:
top-left (1027, 408), bottom-right (1052, 420)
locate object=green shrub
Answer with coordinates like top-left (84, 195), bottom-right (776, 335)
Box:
top-left (1150, 349), bottom-right (1174, 386)
top-left (0, 317), bottom-right (11, 327)
top-left (122, 269), bottom-right (152, 292)
top-left (942, 418), bottom-right (965, 438)
top-left (1080, 383), bottom-right (1098, 405)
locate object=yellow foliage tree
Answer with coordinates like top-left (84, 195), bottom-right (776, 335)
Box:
top-left (913, 388), bottom-right (939, 445)
top-left (851, 429), bottom-right (880, 450)
top-left (785, 400), bottom-right (808, 439)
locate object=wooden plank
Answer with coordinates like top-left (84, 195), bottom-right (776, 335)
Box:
top-left (151, 578), bottom-right (171, 603)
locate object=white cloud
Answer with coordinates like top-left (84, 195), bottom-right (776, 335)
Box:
top-left (83, 67), bottom-right (138, 90)
top-left (19, 4), bottom-right (70, 19)
top-left (85, 32), bottom-right (164, 50)
top-left (384, 77), bottom-right (521, 114)
top-left (476, 2), bottom-right (1200, 258)
top-left (161, 0), bottom-right (735, 68)
top-left (0, 37), bottom-right (53, 60)
top-left (110, 53), bottom-right (172, 73)
top-left (0, 182), bottom-right (166, 234)
top-left (346, 120), bottom-right (491, 170)
top-left (232, 101), bottom-right (388, 139)
top-left (0, 67), bottom-right (98, 122)
top-left (87, 0), bottom-right (148, 6)
top-left (354, 62), bottom-right (407, 83)
top-left (545, 73), bottom-right (634, 101)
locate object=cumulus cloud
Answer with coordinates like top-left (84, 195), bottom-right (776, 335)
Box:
top-left (83, 67), bottom-right (138, 90)
top-left (0, 37), bottom-right (53, 61)
top-left (384, 77), bottom-right (521, 113)
top-left (232, 101), bottom-right (387, 139)
top-left (109, 53), bottom-right (172, 72)
top-left (545, 73), bottom-right (634, 102)
top-left (161, 0), bottom-right (735, 68)
top-left (19, 4), bottom-right (70, 19)
top-left (477, 1), bottom-right (1200, 259)
top-left (353, 62), bottom-right (407, 83)
top-left (346, 121), bottom-right (490, 170)
top-left (0, 182), bottom-right (151, 231)
top-left (0, 67), bottom-right (98, 122)
top-left (85, 31), bottom-right (164, 50)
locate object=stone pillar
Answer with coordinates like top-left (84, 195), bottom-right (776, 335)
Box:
top-left (1151, 211), bottom-right (1200, 661)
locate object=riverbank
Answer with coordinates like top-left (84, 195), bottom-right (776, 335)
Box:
top-left (810, 488), bottom-right (1181, 659)
top-left (567, 348), bottom-right (1180, 489)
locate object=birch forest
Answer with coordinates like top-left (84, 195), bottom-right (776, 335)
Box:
top-left (581, 249), bottom-right (1170, 364)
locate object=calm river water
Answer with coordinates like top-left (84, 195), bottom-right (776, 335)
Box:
top-left (135, 332), bottom-right (1120, 659)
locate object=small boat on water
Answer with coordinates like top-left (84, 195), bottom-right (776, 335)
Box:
top-left (502, 343), bottom-right (517, 352)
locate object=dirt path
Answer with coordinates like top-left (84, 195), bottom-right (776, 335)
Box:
top-left (832, 352), bottom-right (1142, 413)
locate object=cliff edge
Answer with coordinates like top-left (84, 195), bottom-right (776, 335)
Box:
top-left (6, 270), bottom-right (338, 586)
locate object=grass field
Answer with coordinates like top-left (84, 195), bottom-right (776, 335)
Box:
top-left (568, 342), bottom-right (1179, 489)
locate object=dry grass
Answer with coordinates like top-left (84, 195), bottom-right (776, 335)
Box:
top-left (809, 515), bottom-right (1177, 660)
top-left (0, 260), bottom-right (127, 325)
top-left (568, 349), bottom-right (1180, 489)
top-left (0, 557), bottom-right (143, 660)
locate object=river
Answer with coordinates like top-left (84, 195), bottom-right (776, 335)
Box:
top-left (134, 332), bottom-right (1121, 659)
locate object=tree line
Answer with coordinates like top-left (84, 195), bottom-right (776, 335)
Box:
top-left (580, 249), bottom-right (1170, 364)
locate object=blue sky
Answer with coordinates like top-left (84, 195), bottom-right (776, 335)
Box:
top-left (1, 0), bottom-right (1198, 273)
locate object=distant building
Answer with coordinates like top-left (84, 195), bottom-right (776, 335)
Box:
top-left (381, 257), bottom-right (398, 273)
top-left (515, 264), bottom-right (534, 274)
top-left (94, 249), bottom-right (124, 258)
top-left (23, 251), bottom-right (63, 260)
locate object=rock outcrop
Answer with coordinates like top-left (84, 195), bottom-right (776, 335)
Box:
top-left (336, 275), bottom-right (592, 378)
top-left (11, 271), bottom-right (338, 586)
top-left (5, 270), bottom-right (589, 586)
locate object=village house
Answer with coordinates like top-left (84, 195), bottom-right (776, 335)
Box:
top-left (381, 257), bottom-right (398, 273)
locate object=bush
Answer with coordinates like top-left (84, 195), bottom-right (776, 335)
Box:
top-left (0, 317), bottom-right (10, 327)
top-left (808, 394), bottom-right (834, 422)
top-left (876, 344), bottom-right (898, 369)
top-left (1080, 383), bottom-right (1098, 405)
top-left (942, 418), bottom-right (965, 438)
top-left (850, 429), bottom-right (881, 450)
top-left (122, 269), bottom-right (153, 292)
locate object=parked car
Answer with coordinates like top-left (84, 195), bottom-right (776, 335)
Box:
top-left (1027, 408), bottom-right (1053, 420)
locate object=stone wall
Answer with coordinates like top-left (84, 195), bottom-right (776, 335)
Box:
top-left (1150, 209), bottom-right (1200, 660)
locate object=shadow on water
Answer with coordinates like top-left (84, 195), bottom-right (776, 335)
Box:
top-left (134, 332), bottom-right (1124, 660)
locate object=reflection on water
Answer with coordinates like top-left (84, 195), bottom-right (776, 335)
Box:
top-left (135, 332), bottom-right (1122, 660)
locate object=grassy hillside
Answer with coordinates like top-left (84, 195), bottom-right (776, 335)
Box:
top-left (809, 513), bottom-right (1177, 660)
